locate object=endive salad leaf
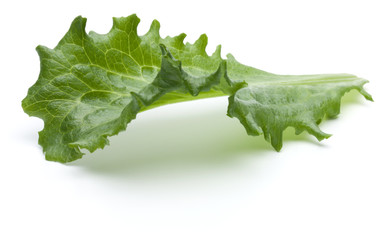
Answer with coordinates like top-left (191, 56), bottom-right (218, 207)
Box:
top-left (22, 14), bottom-right (372, 163)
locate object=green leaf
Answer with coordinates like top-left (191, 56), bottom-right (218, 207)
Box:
top-left (22, 14), bottom-right (372, 163)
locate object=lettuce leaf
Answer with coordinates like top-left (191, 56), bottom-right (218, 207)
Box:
top-left (22, 14), bottom-right (372, 163)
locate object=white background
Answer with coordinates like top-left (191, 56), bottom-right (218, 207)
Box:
top-left (1, 0), bottom-right (383, 239)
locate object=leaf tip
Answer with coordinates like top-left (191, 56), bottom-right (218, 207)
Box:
top-left (148, 19), bottom-right (160, 35)
top-left (173, 33), bottom-right (187, 47)
top-left (112, 14), bottom-right (140, 33)
top-left (226, 53), bottom-right (236, 61)
top-left (270, 136), bottom-right (283, 152)
top-left (212, 44), bottom-right (222, 59)
top-left (360, 88), bottom-right (373, 102)
top-left (159, 43), bottom-right (168, 55)
top-left (70, 15), bottom-right (87, 32)
top-left (35, 44), bottom-right (47, 54)
top-left (304, 122), bottom-right (332, 141)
